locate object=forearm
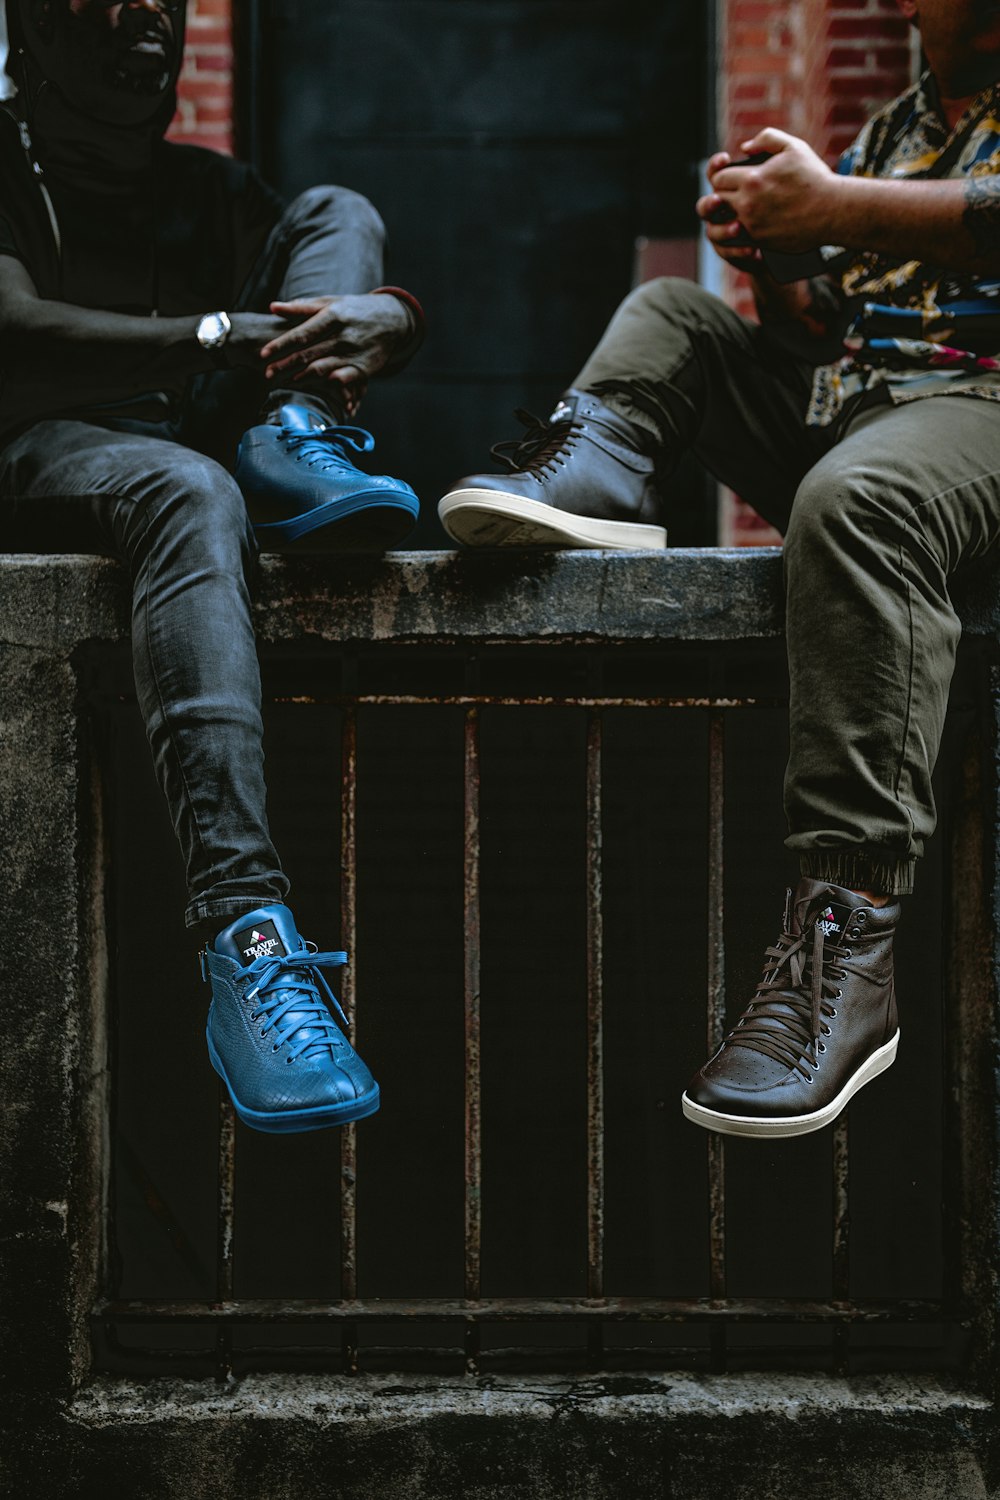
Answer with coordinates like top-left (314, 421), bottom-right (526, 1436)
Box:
top-left (0, 260), bottom-right (288, 390)
top-left (0, 293), bottom-right (211, 388)
top-left (825, 175), bottom-right (1000, 276)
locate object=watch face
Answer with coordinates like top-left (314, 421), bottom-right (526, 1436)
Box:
top-left (199, 313), bottom-right (227, 349)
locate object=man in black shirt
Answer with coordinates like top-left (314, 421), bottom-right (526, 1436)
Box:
top-left (0, 0), bottom-right (425, 1133)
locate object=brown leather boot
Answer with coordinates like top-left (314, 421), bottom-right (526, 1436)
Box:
top-left (682, 878), bottom-right (900, 1138)
top-left (437, 389), bottom-right (667, 549)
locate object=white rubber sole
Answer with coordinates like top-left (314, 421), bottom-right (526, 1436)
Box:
top-left (681, 1030), bottom-right (900, 1139)
top-left (438, 488), bottom-right (667, 550)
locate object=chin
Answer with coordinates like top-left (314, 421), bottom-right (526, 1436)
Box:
top-left (110, 64), bottom-right (171, 97)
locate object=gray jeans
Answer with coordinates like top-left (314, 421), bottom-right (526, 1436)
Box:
top-left (0, 185), bottom-right (386, 928)
top-left (576, 277), bottom-right (1000, 894)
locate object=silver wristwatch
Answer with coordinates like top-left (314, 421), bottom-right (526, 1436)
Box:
top-left (196, 310), bottom-right (232, 361)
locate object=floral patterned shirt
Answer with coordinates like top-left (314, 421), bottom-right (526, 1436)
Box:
top-left (807, 72), bottom-right (1000, 426)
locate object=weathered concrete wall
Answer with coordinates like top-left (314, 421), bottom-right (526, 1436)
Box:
top-left (15, 1373), bottom-right (994, 1499)
top-left (3, 552), bottom-right (1000, 1499)
top-left (1, 643), bottom-right (107, 1400)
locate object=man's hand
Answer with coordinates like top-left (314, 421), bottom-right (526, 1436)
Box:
top-left (707, 128), bottom-right (1000, 276)
top-left (695, 143), bottom-right (841, 335)
top-left (259, 293), bottom-right (411, 397)
top-left (704, 129), bottom-right (840, 254)
top-left (697, 151), bottom-right (768, 271)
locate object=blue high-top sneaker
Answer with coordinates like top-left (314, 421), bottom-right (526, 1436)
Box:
top-left (203, 904), bottom-right (380, 1133)
top-left (235, 403), bottom-right (419, 552)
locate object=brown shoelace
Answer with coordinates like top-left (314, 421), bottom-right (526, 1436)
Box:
top-left (490, 409), bottom-right (582, 477)
top-left (721, 920), bottom-right (868, 1082)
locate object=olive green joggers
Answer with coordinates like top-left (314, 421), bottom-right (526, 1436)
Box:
top-left (575, 277), bottom-right (1000, 894)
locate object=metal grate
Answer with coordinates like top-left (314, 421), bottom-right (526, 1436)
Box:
top-left (94, 652), bottom-right (982, 1380)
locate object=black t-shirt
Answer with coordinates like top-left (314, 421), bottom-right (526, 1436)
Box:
top-left (0, 107), bottom-right (284, 436)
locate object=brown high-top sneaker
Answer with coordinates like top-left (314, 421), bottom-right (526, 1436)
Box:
top-left (683, 879), bottom-right (900, 1139)
top-left (437, 389), bottom-right (667, 550)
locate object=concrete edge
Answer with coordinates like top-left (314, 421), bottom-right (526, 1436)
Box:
top-left (67, 1371), bottom-right (994, 1426)
top-left (3, 548), bottom-right (998, 651)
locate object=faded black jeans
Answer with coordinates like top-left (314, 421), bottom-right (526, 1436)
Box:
top-left (0, 186), bottom-right (386, 928)
top-left (575, 276), bottom-right (1000, 895)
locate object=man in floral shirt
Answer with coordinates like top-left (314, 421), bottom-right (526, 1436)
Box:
top-left (439, 0), bottom-right (1000, 1140)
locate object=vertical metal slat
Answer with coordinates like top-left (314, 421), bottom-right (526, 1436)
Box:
top-left (832, 1114), bottom-right (851, 1373)
top-left (214, 1094), bottom-right (236, 1382)
top-left (340, 706), bottom-right (360, 1373)
top-left (707, 710), bottom-right (728, 1372)
top-left (586, 711), bottom-right (606, 1368)
top-left (464, 707), bottom-right (483, 1373)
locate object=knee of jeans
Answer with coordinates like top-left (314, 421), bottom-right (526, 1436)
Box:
top-left (137, 455), bottom-right (255, 561)
top-left (287, 184), bottom-right (387, 250)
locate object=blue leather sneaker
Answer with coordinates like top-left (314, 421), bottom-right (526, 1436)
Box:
top-left (203, 903), bottom-right (380, 1133)
top-left (235, 403), bottom-right (419, 552)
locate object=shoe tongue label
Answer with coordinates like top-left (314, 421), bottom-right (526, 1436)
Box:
top-left (548, 396), bottom-right (578, 424)
top-left (233, 918), bottom-right (288, 965)
top-left (812, 902), bottom-right (852, 940)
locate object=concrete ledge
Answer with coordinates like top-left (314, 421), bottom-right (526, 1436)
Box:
top-left (4, 548), bottom-right (998, 652)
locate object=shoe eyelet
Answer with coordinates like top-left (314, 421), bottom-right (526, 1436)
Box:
top-left (831, 1003), bottom-right (840, 1013)
top-left (272, 1043), bottom-right (280, 1053)
top-left (821, 1024), bottom-right (831, 1037)
top-left (818, 1041), bottom-right (826, 1053)
top-left (249, 1013), bottom-right (258, 1023)
top-left (856, 912), bottom-right (867, 924)
top-left (842, 948), bottom-right (852, 959)
top-left (803, 1073), bottom-right (814, 1085)
top-left (259, 1029), bottom-right (267, 1039)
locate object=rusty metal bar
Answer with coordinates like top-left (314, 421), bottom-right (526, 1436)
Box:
top-left (214, 1092), bottom-right (236, 1381)
top-left (585, 711), bottom-right (606, 1367)
top-left (831, 1115), bottom-right (851, 1373)
top-left (100, 1294), bottom-right (952, 1326)
top-left (706, 710), bottom-right (728, 1068)
top-left (706, 709), bottom-right (727, 1371)
top-left (942, 708), bottom-right (996, 1390)
top-left (271, 693), bottom-right (772, 710)
top-left (339, 706), bottom-right (359, 1374)
top-left (463, 706), bottom-right (483, 1373)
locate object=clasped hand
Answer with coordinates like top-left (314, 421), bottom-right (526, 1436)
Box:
top-left (696, 127), bottom-right (840, 271)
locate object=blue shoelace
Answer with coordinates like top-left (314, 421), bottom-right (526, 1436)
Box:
top-left (282, 422), bottom-right (375, 473)
top-left (242, 947), bottom-right (351, 1063)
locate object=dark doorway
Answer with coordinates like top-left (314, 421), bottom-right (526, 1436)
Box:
top-left (236, 0), bottom-right (710, 544)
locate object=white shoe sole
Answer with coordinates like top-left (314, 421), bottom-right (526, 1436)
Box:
top-left (680, 1030), bottom-right (900, 1139)
top-left (438, 488), bottom-right (667, 550)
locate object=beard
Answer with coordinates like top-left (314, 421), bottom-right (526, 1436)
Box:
top-left (105, 41), bottom-right (173, 99)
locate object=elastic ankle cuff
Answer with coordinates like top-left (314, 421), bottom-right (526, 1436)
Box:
top-left (798, 851), bottom-right (916, 897)
top-left (260, 389), bottom-right (344, 425)
top-left (185, 896), bottom-right (286, 931)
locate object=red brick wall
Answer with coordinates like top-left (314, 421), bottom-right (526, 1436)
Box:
top-left (721, 0), bottom-right (912, 544)
top-left (166, 0), bottom-right (232, 155)
top-left (821, 0), bottom-right (916, 161)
